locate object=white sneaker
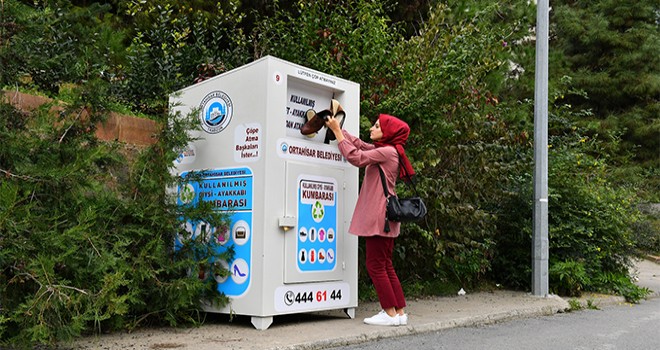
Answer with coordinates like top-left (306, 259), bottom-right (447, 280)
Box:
top-left (399, 313), bottom-right (408, 325)
top-left (363, 310), bottom-right (400, 326)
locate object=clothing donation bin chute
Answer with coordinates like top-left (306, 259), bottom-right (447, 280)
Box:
top-left (169, 56), bottom-right (360, 330)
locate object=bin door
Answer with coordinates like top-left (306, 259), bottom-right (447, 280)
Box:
top-left (284, 162), bottom-right (345, 283)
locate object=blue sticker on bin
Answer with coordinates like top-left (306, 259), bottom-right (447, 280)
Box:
top-left (297, 177), bottom-right (337, 272)
top-left (176, 167), bottom-right (253, 297)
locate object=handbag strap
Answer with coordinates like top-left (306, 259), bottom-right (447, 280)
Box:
top-left (377, 165), bottom-right (391, 198)
top-left (376, 165), bottom-right (392, 233)
top-left (379, 154), bottom-right (421, 197)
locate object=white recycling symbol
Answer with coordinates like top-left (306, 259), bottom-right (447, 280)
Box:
top-left (311, 201), bottom-right (324, 223)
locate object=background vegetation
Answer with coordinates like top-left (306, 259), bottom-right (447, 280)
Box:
top-left (1, 0), bottom-right (657, 347)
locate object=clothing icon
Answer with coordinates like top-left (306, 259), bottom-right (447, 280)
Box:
top-left (319, 229), bottom-right (326, 242)
top-left (195, 221), bottom-right (215, 242)
top-left (216, 228), bottom-right (229, 245)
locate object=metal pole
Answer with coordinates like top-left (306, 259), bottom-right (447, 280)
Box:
top-left (532, 0), bottom-right (549, 296)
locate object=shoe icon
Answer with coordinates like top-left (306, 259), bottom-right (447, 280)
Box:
top-left (319, 251), bottom-right (325, 260)
top-left (233, 265), bottom-right (246, 277)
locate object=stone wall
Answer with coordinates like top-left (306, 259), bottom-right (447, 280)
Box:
top-left (2, 90), bottom-right (159, 146)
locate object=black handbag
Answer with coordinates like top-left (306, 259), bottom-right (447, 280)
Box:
top-left (377, 161), bottom-right (427, 233)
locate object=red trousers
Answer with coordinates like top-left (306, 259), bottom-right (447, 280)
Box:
top-left (365, 235), bottom-right (406, 310)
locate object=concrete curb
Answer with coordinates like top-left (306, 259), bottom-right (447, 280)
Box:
top-left (70, 288), bottom-right (655, 350)
top-left (271, 289), bottom-right (660, 350)
top-left (568, 293), bottom-right (627, 310)
top-left (568, 291), bottom-right (659, 311)
top-left (274, 297), bottom-right (569, 350)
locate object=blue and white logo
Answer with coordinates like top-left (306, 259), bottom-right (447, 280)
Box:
top-left (199, 91), bottom-right (233, 134)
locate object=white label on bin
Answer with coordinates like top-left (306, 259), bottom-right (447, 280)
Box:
top-left (274, 282), bottom-right (350, 312)
top-left (285, 79), bottom-right (332, 142)
top-left (277, 138), bottom-right (349, 167)
top-left (295, 68), bottom-right (337, 87)
top-left (174, 144), bottom-right (197, 165)
top-left (234, 123), bottom-right (261, 162)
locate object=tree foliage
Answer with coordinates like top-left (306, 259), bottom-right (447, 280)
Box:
top-left (0, 78), bottom-right (229, 347)
top-left (491, 86), bottom-right (645, 299)
top-left (551, 0), bottom-right (659, 197)
top-left (115, 0), bottom-right (250, 115)
top-left (374, 1), bottom-right (536, 287)
top-left (254, 0), bottom-right (404, 118)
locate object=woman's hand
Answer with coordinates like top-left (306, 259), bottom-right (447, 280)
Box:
top-left (325, 115), bottom-right (342, 133)
top-left (325, 115), bottom-right (345, 142)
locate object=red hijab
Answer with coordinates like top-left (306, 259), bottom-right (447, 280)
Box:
top-left (373, 114), bottom-right (415, 180)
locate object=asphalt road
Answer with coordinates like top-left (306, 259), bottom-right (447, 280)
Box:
top-left (332, 298), bottom-right (660, 350)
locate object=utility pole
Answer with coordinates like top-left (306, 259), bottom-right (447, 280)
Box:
top-left (532, 0), bottom-right (549, 296)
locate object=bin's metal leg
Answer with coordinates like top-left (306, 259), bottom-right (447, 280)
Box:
top-left (344, 307), bottom-right (355, 319)
top-left (251, 316), bottom-right (273, 330)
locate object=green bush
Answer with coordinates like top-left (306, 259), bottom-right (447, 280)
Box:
top-left (492, 84), bottom-right (648, 301)
top-left (633, 213), bottom-right (660, 256)
top-left (0, 87), bottom-right (228, 347)
top-left (549, 260), bottom-right (590, 297)
top-left (376, 2), bottom-right (534, 288)
top-left (594, 271), bottom-right (650, 303)
top-left (548, 135), bottom-right (640, 275)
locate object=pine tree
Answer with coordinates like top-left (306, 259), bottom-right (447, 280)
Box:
top-left (551, 0), bottom-right (659, 174)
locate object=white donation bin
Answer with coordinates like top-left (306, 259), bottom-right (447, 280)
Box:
top-left (169, 56), bottom-right (360, 329)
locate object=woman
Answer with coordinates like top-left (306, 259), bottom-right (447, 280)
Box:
top-left (325, 113), bottom-right (415, 326)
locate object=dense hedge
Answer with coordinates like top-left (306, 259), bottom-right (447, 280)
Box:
top-left (0, 87), bottom-right (231, 345)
